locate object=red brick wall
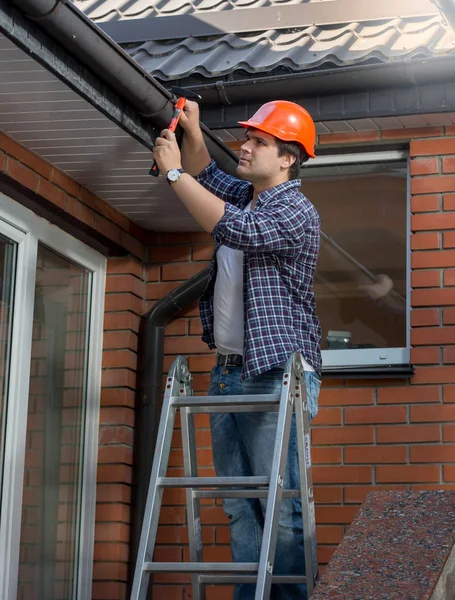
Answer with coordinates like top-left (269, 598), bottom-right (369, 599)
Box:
top-left (0, 133), bottom-right (147, 600)
top-left (2, 123), bottom-right (455, 600)
top-left (146, 126), bottom-right (455, 599)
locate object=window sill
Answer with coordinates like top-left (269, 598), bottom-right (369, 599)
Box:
top-left (321, 364), bottom-right (415, 380)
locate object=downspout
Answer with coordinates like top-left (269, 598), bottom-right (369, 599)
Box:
top-left (131, 266), bottom-right (210, 574)
top-left (10, 0), bottom-right (239, 174)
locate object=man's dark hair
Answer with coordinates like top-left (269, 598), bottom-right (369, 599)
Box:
top-left (276, 139), bottom-right (309, 180)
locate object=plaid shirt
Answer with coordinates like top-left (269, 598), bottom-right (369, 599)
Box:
top-left (196, 160), bottom-right (322, 380)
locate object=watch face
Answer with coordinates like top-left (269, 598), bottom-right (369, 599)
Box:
top-left (168, 169), bottom-right (180, 182)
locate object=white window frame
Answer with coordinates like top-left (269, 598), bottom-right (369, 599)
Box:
top-left (302, 150), bottom-right (410, 369)
top-left (0, 192), bottom-right (106, 600)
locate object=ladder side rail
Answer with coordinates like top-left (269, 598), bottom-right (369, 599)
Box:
top-left (130, 357), bottom-right (188, 600)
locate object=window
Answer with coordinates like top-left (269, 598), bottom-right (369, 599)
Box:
top-left (0, 194), bottom-right (105, 600)
top-left (301, 151), bottom-right (409, 369)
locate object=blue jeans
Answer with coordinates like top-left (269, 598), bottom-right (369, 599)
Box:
top-left (208, 365), bottom-right (321, 600)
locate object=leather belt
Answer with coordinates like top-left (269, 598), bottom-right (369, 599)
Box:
top-left (216, 353), bottom-right (243, 367)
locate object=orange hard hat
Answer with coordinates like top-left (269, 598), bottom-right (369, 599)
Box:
top-left (238, 101), bottom-right (316, 158)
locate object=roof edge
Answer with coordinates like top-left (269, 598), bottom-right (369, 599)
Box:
top-left (7, 0), bottom-right (239, 173)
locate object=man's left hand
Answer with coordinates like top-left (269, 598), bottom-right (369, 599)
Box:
top-left (152, 129), bottom-right (182, 175)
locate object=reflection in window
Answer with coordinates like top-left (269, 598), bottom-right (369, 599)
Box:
top-left (0, 236), bottom-right (16, 507)
top-left (302, 159), bottom-right (407, 352)
top-left (18, 244), bottom-right (91, 600)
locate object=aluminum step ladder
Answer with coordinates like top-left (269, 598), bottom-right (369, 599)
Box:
top-left (130, 352), bottom-right (318, 600)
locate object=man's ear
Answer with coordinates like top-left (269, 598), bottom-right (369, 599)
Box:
top-left (281, 153), bottom-right (297, 170)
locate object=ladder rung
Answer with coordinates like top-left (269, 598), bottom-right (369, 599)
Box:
top-left (194, 489), bottom-right (300, 499)
top-left (159, 476), bottom-right (269, 488)
top-left (144, 562), bottom-right (258, 573)
top-left (172, 394), bottom-right (280, 412)
top-left (199, 574), bottom-right (308, 584)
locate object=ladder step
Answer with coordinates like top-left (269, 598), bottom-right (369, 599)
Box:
top-left (144, 562), bottom-right (258, 573)
top-left (199, 574), bottom-right (307, 584)
top-left (194, 489), bottom-right (300, 499)
top-left (159, 476), bottom-right (269, 488)
top-left (172, 394), bottom-right (280, 413)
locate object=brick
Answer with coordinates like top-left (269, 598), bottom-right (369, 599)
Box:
top-left (103, 331), bottom-right (137, 351)
top-left (411, 137), bottom-right (455, 156)
top-left (93, 542), bottom-right (129, 562)
top-left (106, 274), bottom-right (145, 298)
top-left (410, 346), bottom-right (440, 364)
top-left (0, 152), bottom-right (6, 173)
top-left (104, 203), bottom-right (130, 231)
top-left (344, 446), bottom-right (406, 464)
top-left (411, 176), bottom-right (455, 194)
top-left (377, 424), bottom-right (440, 443)
top-left (95, 502), bottom-right (131, 522)
top-left (151, 245), bottom-right (192, 263)
top-left (442, 385), bottom-right (455, 403)
top-left (96, 484), bottom-right (132, 503)
top-left (411, 404), bottom-right (455, 422)
top-left (411, 308), bottom-right (440, 327)
top-left (92, 562), bottom-right (128, 582)
top-left (444, 232), bottom-right (455, 248)
top-left (0, 131), bottom-right (23, 159)
top-left (318, 388), bottom-right (374, 406)
top-left (412, 366), bottom-right (455, 384)
top-left (315, 506), bottom-right (359, 524)
top-left (444, 269), bottom-right (455, 286)
top-left (318, 131), bottom-right (380, 145)
top-left (120, 231), bottom-right (146, 260)
top-left (102, 349), bottom-right (137, 370)
top-left (312, 446), bottom-right (342, 464)
top-left (313, 486), bottom-right (343, 504)
top-left (94, 521), bottom-right (130, 543)
top-left (160, 232), bottom-right (213, 244)
top-left (343, 484), bottom-right (407, 504)
top-left (411, 270), bottom-right (441, 288)
top-left (80, 187), bottom-right (106, 213)
top-left (164, 336), bottom-right (212, 355)
top-left (312, 426), bottom-right (374, 445)
top-left (147, 282), bottom-right (182, 300)
top-left (411, 232), bottom-right (441, 250)
top-left (104, 293), bottom-right (143, 315)
top-left (412, 213), bottom-right (455, 231)
top-left (411, 326), bottom-right (455, 346)
top-left (107, 257), bottom-right (143, 278)
top-left (443, 466), bottom-right (455, 482)
top-left (101, 368), bottom-right (136, 389)
top-left (189, 319), bottom-right (203, 335)
top-left (442, 156), bottom-right (455, 173)
top-left (165, 319), bottom-right (187, 336)
top-left (410, 158), bottom-right (439, 176)
top-left (96, 464), bottom-right (132, 485)
top-left (383, 127), bottom-right (442, 141)
top-left (377, 385), bottom-right (439, 404)
top-left (97, 445), bottom-right (133, 465)
top-left (100, 407), bottom-right (134, 427)
top-left (344, 406), bottom-right (407, 424)
top-left (193, 244), bottom-right (214, 261)
top-left (188, 354), bottom-right (217, 372)
top-left (92, 582), bottom-right (127, 600)
top-left (311, 408), bottom-right (342, 426)
top-left (412, 288), bottom-right (455, 306)
top-left (443, 308), bottom-right (455, 324)
top-left (104, 312), bottom-right (140, 332)
top-left (443, 193), bottom-right (455, 210)
top-left (443, 425), bottom-right (455, 442)
top-left (162, 262), bottom-right (209, 281)
top-left (95, 214), bottom-right (122, 244)
top-left (37, 177), bottom-right (67, 209)
top-left (51, 168), bottom-right (81, 197)
top-left (411, 445), bottom-right (455, 463)
top-left (317, 525), bottom-right (344, 545)
top-left (6, 158), bottom-right (39, 191)
top-left (376, 465), bottom-right (440, 483)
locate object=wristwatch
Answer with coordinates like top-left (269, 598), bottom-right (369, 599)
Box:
top-left (166, 168), bottom-right (185, 185)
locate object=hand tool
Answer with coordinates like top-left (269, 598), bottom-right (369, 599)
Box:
top-left (149, 87), bottom-right (202, 177)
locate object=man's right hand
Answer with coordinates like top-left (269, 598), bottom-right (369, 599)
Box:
top-left (180, 100), bottom-right (201, 135)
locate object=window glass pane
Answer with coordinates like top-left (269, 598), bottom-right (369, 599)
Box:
top-left (18, 244), bottom-right (91, 600)
top-left (302, 159), bottom-right (408, 352)
top-left (0, 235), bottom-right (16, 504)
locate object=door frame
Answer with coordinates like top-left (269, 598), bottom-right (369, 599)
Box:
top-left (0, 192), bottom-right (106, 600)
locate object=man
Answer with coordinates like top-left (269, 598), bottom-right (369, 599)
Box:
top-left (152, 100), bottom-right (322, 600)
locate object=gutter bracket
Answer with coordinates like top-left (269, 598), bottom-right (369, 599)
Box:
top-left (216, 80), bottom-right (232, 106)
